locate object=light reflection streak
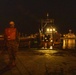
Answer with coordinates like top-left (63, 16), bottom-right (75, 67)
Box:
top-left (38, 50), bottom-right (58, 56)
top-left (63, 39), bottom-right (75, 49)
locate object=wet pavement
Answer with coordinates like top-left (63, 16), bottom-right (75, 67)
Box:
top-left (0, 48), bottom-right (76, 75)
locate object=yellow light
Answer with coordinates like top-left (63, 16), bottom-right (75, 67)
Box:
top-left (63, 35), bottom-right (65, 37)
top-left (50, 29), bottom-right (52, 32)
top-left (53, 28), bottom-right (55, 31)
top-left (50, 39), bottom-right (53, 42)
top-left (47, 28), bottom-right (49, 32)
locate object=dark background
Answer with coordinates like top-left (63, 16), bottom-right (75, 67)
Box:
top-left (0, 0), bottom-right (76, 34)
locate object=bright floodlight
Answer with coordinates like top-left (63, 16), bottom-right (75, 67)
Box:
top-left (50, 29), bottom-right (52, 32)
top-left (53, 28), bottom-right (55, 31)
top-left (47, 28), bottom-right (49, 32)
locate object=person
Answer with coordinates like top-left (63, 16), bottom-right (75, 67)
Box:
top-left (4, 21), bottom-right (19, 67)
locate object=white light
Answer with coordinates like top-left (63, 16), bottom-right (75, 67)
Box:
top-left (50, 46), bottom-right (53, 49)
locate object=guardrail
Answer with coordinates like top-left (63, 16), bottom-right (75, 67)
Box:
top-left (0, 37), bottom-right (39, 48)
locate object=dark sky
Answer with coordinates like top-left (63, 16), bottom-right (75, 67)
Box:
top-left (0, 0), bottom-right (76, 34)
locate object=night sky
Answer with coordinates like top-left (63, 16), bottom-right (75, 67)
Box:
top-left (0, 0), bottom-right (76, 34)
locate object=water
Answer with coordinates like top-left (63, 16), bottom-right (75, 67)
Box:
top-left (62, 39), bottom-right (76, 49)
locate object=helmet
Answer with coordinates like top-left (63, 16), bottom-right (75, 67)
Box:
top-left (9, 21), bottom-right (15, 25)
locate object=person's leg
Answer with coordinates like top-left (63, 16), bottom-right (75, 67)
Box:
top-left (11, 41), bottom-right (19, 66)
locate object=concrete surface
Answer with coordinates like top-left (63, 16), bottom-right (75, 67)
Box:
top-left (0, 48), bottom-right (76, 75)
